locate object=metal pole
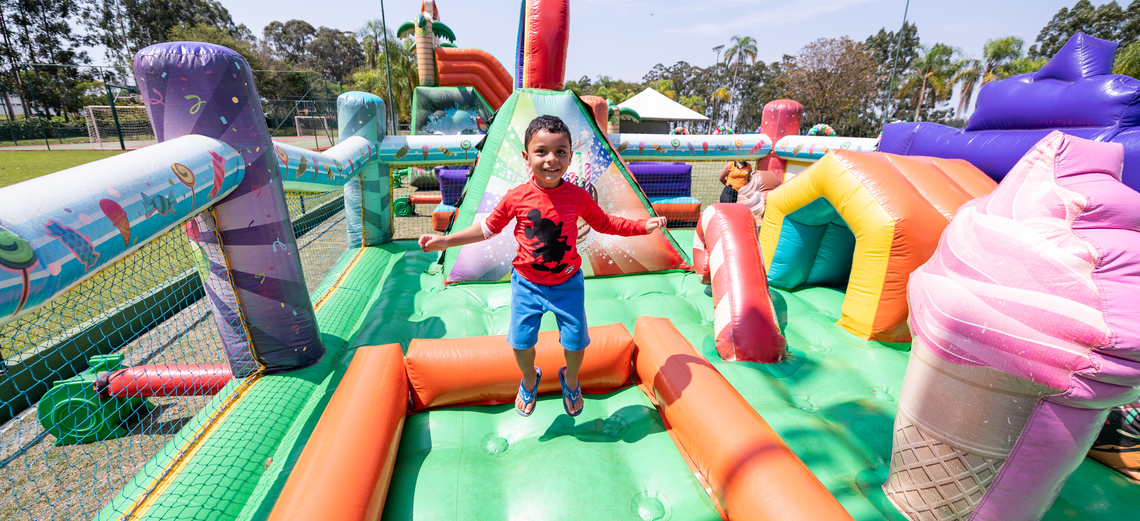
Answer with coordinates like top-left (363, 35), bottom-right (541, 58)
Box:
top-left (22, 67), bottom-right (49, 150)
top-left (321, 73), bottom-right (334, 146)
top-left (381, 0), bottom-right (397, 135)
top-left (712, 45), bottom-right (723, 132)
top-left (882, 0), bottom-right (911, 127)
top-left (304, 72), bottom-right (319, 150)
top-left (105, 74), bottom-right (126, 150)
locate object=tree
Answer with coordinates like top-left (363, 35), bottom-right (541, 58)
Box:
top-left (347, 34), bottom-right (418, 123)
top-left (305, 27), bottom-right (365, 83)
top-left (897, 43), bottom-right (962, 122)
top-left (358, 19), bottom-right (386, 70)
top-left (264, 20), bottom-right (316, 65)
top-left (709, 86), bottom-right (730, 128)
top-left (4, 0), bottom-right (94, 121)
top-left (648, 79), bottom-right (676, 100)
top-left (80, 0), bottom-right (245, 67)
top-left (1029, 0), bottom-right (1126, 58)
top-left (1116, 40), bottom-right (1140, 77)
top-left (733, 59), bottom-right (788, 131)
top-left (783, 37), bottom-right (879, 137)
top-left (864, 21), bottom-right (921, 122)
top-left (954, 36), bottom-right (1026, 113)
top-left (724, 35), bottom-right (757, 125)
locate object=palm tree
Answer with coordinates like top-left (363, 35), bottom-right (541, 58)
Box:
top-left (710, 86), bottom-right (731, 130)
top-left (358, 20), bottom-right (386, 70)
top-left (679, 94), bottom-right (705, 114)
top-left (724, 36), bottom-right (758, 125)
top-left (954, 36), bottom-right (1025, 114)
top-left (648, 79), bottom-right (676, 100)
top-left (898, 44), bottom-right (960, 121)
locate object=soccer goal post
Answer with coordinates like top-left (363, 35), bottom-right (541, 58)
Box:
top-left (82, 105), bottom-right (154, 148)
top-left (294, 115), bottom-right (332, 137)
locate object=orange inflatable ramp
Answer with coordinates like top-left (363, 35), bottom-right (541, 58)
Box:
top-left (267, 344), bottom-right (407, 521)
top-left (632, 317), bottom-right (853, 521)
top-left (436, 47), bottom-right (513, 110)
top-left (405, 322), bottom-right (634, 411)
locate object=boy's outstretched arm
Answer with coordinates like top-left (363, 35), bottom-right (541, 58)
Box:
top-left (418, 223), bottom-right (486, 252)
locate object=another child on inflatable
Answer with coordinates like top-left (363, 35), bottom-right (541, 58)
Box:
top-left (418, 116), bottom-right (666, 417)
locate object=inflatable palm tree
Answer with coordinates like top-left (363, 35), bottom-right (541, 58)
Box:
top-left (396, 0), bottom-right (456, 87)
top-left (606, 99), bottom-right (640, 133)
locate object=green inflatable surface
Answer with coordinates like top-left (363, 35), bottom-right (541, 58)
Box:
top-left (384, 387), bottom-right (719, 520)
top-left (97, 231), bottom-right (1139, 520)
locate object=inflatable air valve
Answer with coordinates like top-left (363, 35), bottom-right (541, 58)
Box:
top-left (693, 204), bottom-right (785, 363)
top-left (515, 0), bottom-right (569, 90)
top-left (755, 100), bottom-right (802, 180)
top-left (885, 132), bottom-right (1140, 520)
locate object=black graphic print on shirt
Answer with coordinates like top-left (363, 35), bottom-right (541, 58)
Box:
top-left (524, 208), bottom-right (570, 273)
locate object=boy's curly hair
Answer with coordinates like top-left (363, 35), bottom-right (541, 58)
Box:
top-left (524, 115), bottom-right (572, 149)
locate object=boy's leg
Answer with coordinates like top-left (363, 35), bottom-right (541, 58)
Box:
top-left (547, 271), bottom-right (588, 415)
top-left (509, 271), bottom-right (545, 415)
top-left (514, 348), bottom-right (538, 389)
top-left (563, 348), bottom-right (584, 388)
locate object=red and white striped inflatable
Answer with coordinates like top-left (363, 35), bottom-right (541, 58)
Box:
top-left (693, 204), bottom-right (785, 362)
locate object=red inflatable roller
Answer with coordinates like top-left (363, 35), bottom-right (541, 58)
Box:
top-left (96, 364), bottom-right (233, 398)
top-left (755, 100), bottom-right (802, 180)
top-left (406, 194), bottom-right (442, 205)
top-left (694, 204), bottom-right (785, 363)
top-left (515, 0), bottom-right (569, 90)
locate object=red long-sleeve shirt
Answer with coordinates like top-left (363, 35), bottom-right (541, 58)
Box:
top-left (481, 179), bottom-right (648, 285)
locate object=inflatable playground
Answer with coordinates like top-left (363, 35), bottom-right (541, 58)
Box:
top-left (1, 1), bottom-right (1139, 520)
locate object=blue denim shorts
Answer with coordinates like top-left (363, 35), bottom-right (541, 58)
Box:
top-left (507, 269), bottom-right (590, 351)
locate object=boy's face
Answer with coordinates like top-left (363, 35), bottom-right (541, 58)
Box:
top-left (522, 129), bottom-right (571, 189)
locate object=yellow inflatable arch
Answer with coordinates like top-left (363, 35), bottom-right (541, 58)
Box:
top-left (760, 151), bottom-right (996, 342)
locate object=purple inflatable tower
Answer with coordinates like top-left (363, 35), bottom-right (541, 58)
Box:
top-left (134, 43), bottom-right (324, 374)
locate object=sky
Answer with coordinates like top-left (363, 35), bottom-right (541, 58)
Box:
top-left (213, 0), bottom-right (1120, 84)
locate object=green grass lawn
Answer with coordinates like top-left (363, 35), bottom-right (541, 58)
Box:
top-left (0, 150), bottom-right (126, 188)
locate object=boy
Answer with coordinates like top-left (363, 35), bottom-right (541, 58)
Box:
top-left (418, 115), bottom-right (666, 417)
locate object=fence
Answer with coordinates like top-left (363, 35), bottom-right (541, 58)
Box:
top-left (0, 183), bottom-right (346, 520)
top-left (0, 65), bottom-right (345, 151)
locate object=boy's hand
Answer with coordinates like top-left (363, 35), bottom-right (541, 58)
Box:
top-left (419, 234), bottom-right (448, 252)
top-left (645, 216), bottom-right (667, 233)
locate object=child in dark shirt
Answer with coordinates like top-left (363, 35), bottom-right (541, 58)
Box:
top-left (419, 115), bottom-right (666, 417)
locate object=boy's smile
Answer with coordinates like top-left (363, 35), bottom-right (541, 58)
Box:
top-left (523, 129), bottom-right (571, 189)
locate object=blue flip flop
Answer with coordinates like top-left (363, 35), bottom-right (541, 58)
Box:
top-left (516, 367), bottom-right (541, 417)
top-left (559, 367), bottom-right (583, 417)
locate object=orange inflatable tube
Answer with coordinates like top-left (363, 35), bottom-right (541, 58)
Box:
top-left (436, 47), bottom-right (513, 110)
top-left (632, 317), bottom-right (853, 521)
top-left (267, 343), bottom-right (408, 521)
top-left (580, 95), bottom-right (609, 133)
top-left (405, 322), bottom-right (634, 411)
